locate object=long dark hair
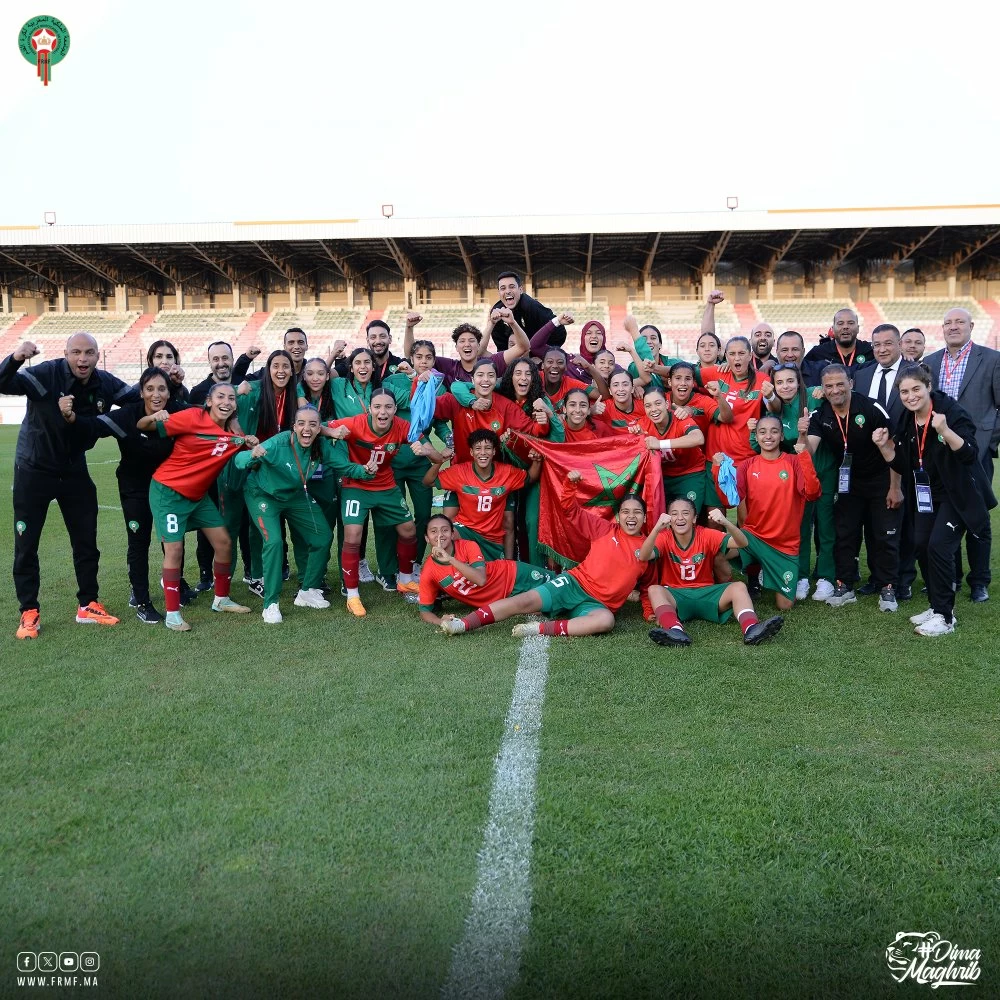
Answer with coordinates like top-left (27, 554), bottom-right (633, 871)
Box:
top-left (563, 386), bottom-right (601, 433)
top-left (347, 347), bottom-right (375, 395)
top-left (302, 357), bottom-right (335, 420)
top-left (497, 357), bottom-right (545, 410)
top-left (258, 349), bottom-right (298, 440)
top-left (772, 362), bottom-right (808, 418)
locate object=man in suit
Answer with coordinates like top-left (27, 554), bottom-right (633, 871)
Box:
top-left (925, 307), bottom-right (1000, 602)
top-left (854, 324), bottom-right (913, 598)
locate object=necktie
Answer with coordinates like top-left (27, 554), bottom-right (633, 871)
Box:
top-left (877, 366), bottom-right (891, 407)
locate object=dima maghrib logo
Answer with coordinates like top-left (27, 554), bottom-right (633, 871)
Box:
top-left (886, 932), bottom-right (981, 987)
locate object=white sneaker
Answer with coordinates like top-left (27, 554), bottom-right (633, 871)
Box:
top-left (910, 607), bottom-right (956, 626)
top-left (294, 588), bottom-right (330, 609)
top-left (439, 616), bottom-right (467, 635)
top-left (914, 613), bottom-right (955, 636)
top-left (262, 603), bottom-right (283, 624)
top-left (811, 579), bottom-right (834, 601)
top-left (796, 578), bottom-right (810, 601)
top-left (512, 623), bottom-right (541, 638)
top-left (358, 559), bottom-right (375, 584)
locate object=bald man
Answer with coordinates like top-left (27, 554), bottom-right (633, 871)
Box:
top-left (924, 307), bottom-right (1000, 603)
top-left (804, 308), bottom-right (875, 374)
top-left (0, 333), bottom-right (135, 638)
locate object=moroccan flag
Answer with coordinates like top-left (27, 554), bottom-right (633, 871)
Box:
top-left (513, 431), bottom-right (665, 567)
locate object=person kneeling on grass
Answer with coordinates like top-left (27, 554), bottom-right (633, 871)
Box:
top-left (417, 514), bottom-right (554, 625)
top-left (736, 413), bottom-right (822, 611)
top-left (422, 429), bottom-right (537, 560)
top-left (440, 470), bottom-right (664, 638)
top-left (138, 383), bottom-right (255, 631)
top-left (234, 404), bottom-right (376, 624)
top-left (644, 497), bottom-right (784, 647)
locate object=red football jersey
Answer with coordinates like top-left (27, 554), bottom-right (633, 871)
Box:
top-left (646, 410), bottom-right (702, 478)
top-left (436, 462), bottom-right (526, 542)
top-left (153, 408), bottom-right (249, 500)
top-left (595, 397), bottom-right (648, 434)
top-left (736, 451), bottom-right (821, 554)
top-left (545, 375), bottom-right (591, 413)
top-left (418, 538), bottom-right (520, 609)
top-left (654, 525), bottom-right (726, 588)
top-left (434, 393), bottom-right (545, 464)
top-left (705, 371), bottom-right (768, 463)
top-left (329, 414), bottom-right (411, 491)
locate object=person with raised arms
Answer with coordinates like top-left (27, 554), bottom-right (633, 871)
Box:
top-left (439, 470), bottom-right (662, 638)
top-left (417, 514), bottom-right (553, 626)
top-left (138, 383), bottom-right (255, 631)
top-left (641, 385), bottom-right (706, 507)
top-left (644, 497), bottom-right (784, 647)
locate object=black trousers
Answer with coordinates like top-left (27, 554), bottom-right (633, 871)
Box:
top-left (119, 479), bottom-right (154, 606)
top-left (896, 495), bottom-right (918, 590)
top-left (958, 452), bottom-right (993, 588)
top-left (916, 498), bottom-right (966, 622)
top-left (13, 464), bottom-right (100, 613)
top-left (833, 481), bottom-right (901, 589)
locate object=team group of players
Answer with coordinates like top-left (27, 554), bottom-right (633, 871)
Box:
top-left (3, 272), bottom-right (998, 643)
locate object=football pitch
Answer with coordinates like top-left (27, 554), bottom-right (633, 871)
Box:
top-left (1, 428), bottom-right (997, 998)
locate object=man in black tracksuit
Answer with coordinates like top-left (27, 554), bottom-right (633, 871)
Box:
top-left (0, 335), bottom-right (135, 637)
top-left (807, 364), bottom-right (902, 611)
top-left (490, 270), bottom-right (563, 351)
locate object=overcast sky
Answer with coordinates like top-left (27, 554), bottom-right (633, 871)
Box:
top-left (2, 0), bottom-right (996, 226)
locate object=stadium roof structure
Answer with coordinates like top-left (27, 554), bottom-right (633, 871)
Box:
top-left (3, 204), bottom-right (1000, 299)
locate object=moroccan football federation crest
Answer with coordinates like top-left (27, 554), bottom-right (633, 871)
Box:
top-left (778, 469), bottom-right (789, 480)
top-left (128, 520), bottom-right (140, 533)
top-left (854, 414), bottom-right (866, 427)
top-left (19, 16), bottom-right (70, 87)
top-left (16, 520), bottom-right (27, 536)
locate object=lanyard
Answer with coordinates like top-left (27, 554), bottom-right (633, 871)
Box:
top-left (833, 405), bottom-right (851, 451)
top-left (942, 343), bottom-right (971, 385)
top-left (915, 408), bottom-right (933, 471)
top-left (290, 441), bottom-right (315, 493)
top-left (377, 358), bottom-right (389, 383)
top-left (357, 382), bottom-right (370, 414)
top-left (836, 343), bottom-right (857, 368)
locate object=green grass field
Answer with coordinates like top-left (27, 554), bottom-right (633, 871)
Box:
top-left (1, 427), bottom-right (997, 998)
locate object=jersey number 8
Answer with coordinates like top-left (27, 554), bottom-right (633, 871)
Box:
top-left (166, 513), bottom-right (179, 534)
top-left (210, 440), bottom-right (229, 457)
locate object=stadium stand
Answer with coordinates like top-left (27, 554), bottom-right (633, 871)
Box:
top-left (21, 312), bottom-right (139, 364)
top-left (870, 297), bottom-right (993, 352)
top-left (749, 300), bottom-right (857, 342)
top-left (0, 314), bottom-right (31, 359)
top-left (258, 307), bottom-right (368, 342)
top-left (380, 303), bottom-right (489, 354)
top-left (628, 299), bottom-right (740, 355)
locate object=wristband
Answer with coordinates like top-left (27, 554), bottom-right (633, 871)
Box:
top-left (658, 439), bottom-right (673, 451)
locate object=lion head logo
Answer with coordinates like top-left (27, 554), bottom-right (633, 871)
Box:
top-left (885, 932), bottom-right (939, 982)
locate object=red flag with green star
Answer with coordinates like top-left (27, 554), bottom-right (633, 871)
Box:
top-left (512, 431), bottom-right (665, 567)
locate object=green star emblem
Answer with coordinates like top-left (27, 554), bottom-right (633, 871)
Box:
top-left (583, 457), bottom-right (641, 509)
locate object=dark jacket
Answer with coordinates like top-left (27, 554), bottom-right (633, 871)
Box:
top-left (490, 292), bottom-right (561, 351)
top-left (94, 397), bottom-right (189, 487)
top-left (0, 355), bottom-right (135, 473)
top-left (890, 391), bottom-right (996, 536)
top-left (803, 338), bottom-right (876, 375)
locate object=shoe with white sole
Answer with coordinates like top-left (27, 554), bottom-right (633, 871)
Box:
top-left (910, 607), bottom-right (957, 627)
top-left (440, 616), bottom-right (467, 635)
top-left (914, 613), bottom-right (955, 636)
top-left (294, 589), bottom-right (330, 609)
top-left (358, 559), bottom-right (375, 584)
top-left (512, 623), bottom-right (541, 638)
top-left (826, 581), bottom-right (856, 607)
top-left (811, 579), bottom-right (835, 602)
top-left (878, 586), bottom-right (898, 613)
top-left (212, 596), bottom-right (251, 613)
top-left (164, 611), bottom-right (191, 632)
top-left (796, 578), bottom-right (810, 601)
top-left (262, 603), bottom-right (283, 624)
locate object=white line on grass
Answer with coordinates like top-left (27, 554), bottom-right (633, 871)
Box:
top-left (441, 633), bottom-right (550, 1000)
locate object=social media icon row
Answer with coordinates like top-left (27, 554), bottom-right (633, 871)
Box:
top-left (16, 952), bottom-right (99, 972)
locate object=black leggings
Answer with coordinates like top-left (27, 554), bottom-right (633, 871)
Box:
top-left (914, 498), bottom-right (966, 622)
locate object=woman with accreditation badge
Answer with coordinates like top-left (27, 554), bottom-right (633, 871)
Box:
top-left (872, 364), bottom-right (996, 636)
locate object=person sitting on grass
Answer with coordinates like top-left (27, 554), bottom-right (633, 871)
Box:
top-left (138, 383), bottom-right (255, 631)
top-left (439, 469), bottom-right (664, 638)
top-left (644, 497), bottom-right (784, 647)
top-left (417, 514), bottom-right (553, 626)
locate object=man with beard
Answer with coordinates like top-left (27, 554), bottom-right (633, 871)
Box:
top-left (237, 328), bottom-right (309, 384)
top-left (333, 319), bottom-right (406, 387)
top-left (189, 340), bottom-right (235, 405)
top-left (489, 270), bottom-right (566, 351)
top-left (901, 328), bottom-right (926, 362)
top-left (804, 308), bottom-right (875, 374)
top-left (749, 322), bottom-right (778, 373)
top-left (0, 334), bottom-right (133, 638)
